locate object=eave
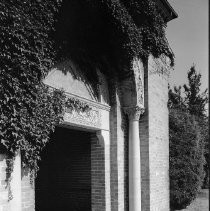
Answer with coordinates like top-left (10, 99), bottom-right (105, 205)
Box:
top-left (157, 0), bottom-right (178, 22)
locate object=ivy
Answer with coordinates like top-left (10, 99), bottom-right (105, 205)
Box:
top-left (65, 97), bottom-right (91, 113)
top-left (54, 0), bottom-right (174, 78)
top-left (1, 84), bottom-right (90, 200)
top-left (61, 0), bottom-right (174, 73)
top-left (0, 0), bottom-right (174, 197)
top-left (0, 1), bottom-right (90, 196)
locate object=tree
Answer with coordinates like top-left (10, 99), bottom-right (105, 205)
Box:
top-left (169, 65), bottom-right (208, 209)
top-left (183, 65), bottom-right (209, 188)
top-left (169, 109), bottom-right (205, 210)
top-left (201, 118), bottom-right (209, 188)
top-left (168, 85), bottom-right (186, 111)
top-left (183, 65), bottom-right (208, 117)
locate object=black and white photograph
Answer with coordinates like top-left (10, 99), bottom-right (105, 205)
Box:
top-left (0, 0), bottom-right (208, 211)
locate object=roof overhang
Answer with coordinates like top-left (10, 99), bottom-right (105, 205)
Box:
top-left (157, 0), bottom-right (178, 22)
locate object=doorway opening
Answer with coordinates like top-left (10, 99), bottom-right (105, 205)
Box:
top-left (35, 126), bottom-right (92, 211)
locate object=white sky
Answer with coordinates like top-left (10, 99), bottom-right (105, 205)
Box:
top-left (166, 0), bottom-right (208, 92)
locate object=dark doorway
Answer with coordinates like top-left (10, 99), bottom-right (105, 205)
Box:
top-left (35, 127), bottom-right (91, 211)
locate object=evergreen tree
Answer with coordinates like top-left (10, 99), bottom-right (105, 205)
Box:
top-left (169, 109), bottom-right (205, 210)
top-left (169, 65), bottom-right (208, 209)
top-left (183, 65), bottom-right (208, 117)
top-left (183, 65), bottom-right (209, 188)
top-left (168, 85), bottom-right (186, 111)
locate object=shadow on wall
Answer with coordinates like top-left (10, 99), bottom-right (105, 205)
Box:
top-left (44, 58), bottom-right (99, 101)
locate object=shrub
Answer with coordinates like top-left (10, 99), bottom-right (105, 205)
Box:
top-left (169, 109), bottom-right (205, 210)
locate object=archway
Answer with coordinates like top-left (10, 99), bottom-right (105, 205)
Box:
top-left (35, 126), bottom-right (92, 211)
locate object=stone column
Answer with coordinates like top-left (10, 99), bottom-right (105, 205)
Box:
top-left (125, 106), bottom-right (144, 211)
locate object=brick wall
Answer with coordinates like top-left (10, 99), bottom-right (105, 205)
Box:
top-left (109, 79), bottom-right (128, 211)
top-left (140, 56), bottom-right (170, 211)
top-left (0, 125), bottom-right (110, 211)
top-left (123, 114), bottom-right (129, 211)
top-left (91, 134), bottom-right (106, 211)
top-left (21, 170), bottom-right (34, 211)
top-left (140, 67), bottom-right (150, 211)
top-left (1, 55), bottom-right (170, 211)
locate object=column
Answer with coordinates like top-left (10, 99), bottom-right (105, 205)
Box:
top-left (125, 106), bottom-right (144, 211)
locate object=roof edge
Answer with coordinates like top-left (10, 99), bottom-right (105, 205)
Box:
top-left (159, 0), bottom-right (178, 21)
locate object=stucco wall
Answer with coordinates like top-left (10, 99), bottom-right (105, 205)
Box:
top-left (44, 59), bottom-right (98, 101)
top-left (43, 59), bottom-right (110, 107)
top-left (0, 154), bottom-right (34, 211)
top-left (0, 154), bottom-right (9, 211)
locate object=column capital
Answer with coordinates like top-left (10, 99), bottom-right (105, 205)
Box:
top-left (123, 105), bottom-right (145, 121)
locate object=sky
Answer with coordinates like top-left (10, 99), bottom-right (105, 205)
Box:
top-left (166, 0), bottom-right (208, 92)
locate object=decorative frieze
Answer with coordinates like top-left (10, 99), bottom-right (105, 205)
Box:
top-left (64, 107), bottom-right (101, 129)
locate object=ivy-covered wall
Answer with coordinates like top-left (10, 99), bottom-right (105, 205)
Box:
top-left (0, 0), bottom-right (176, 210)
top-left (0, 0), bottom-right (174, 178)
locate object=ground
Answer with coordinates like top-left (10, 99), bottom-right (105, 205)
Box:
top-left (177, 189), bottom-right (209, 211)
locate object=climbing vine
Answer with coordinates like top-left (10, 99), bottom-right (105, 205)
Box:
top-left (1, 87), bottom-right (90, 200)
top-left (0, 0), bottom-right (174, 197)
top-left (57, 0), bottom-right (174, 77)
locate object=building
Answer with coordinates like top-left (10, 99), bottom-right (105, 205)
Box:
top-left (0, 0), bottom-right (177, 210)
